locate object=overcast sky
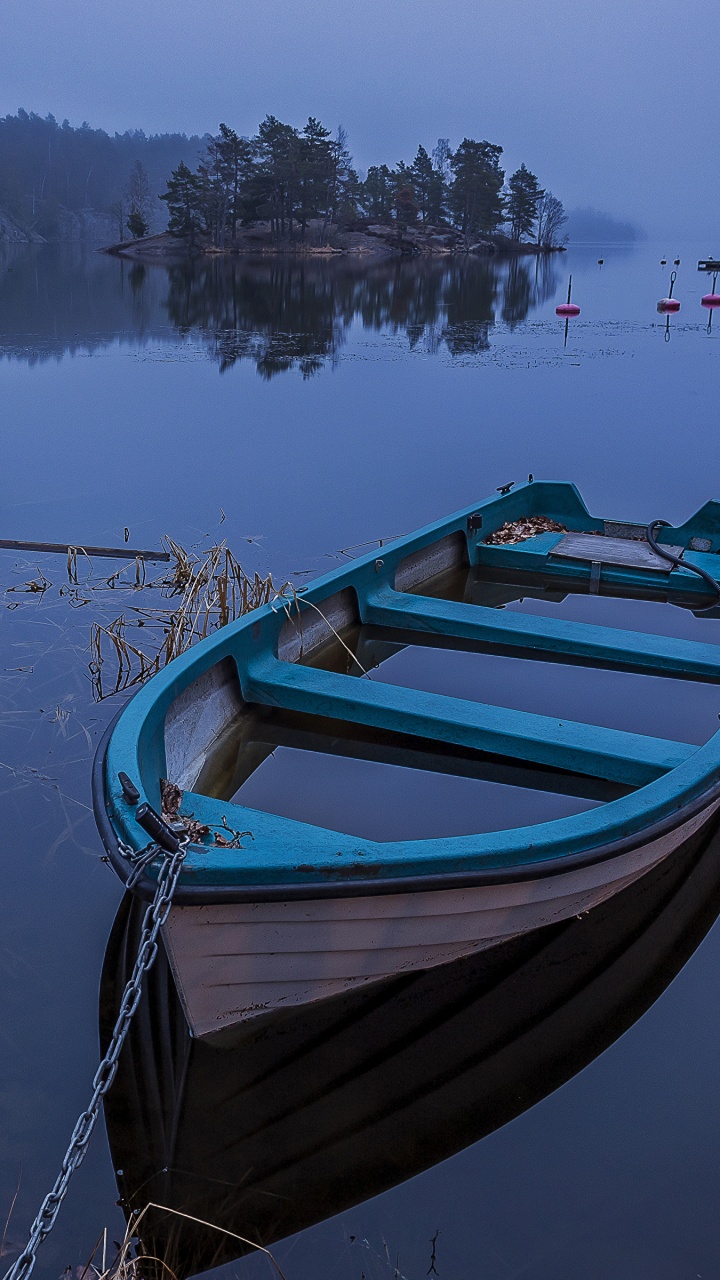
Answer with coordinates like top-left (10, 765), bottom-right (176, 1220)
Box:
top-left (2, 0), bottom-right (717, 238)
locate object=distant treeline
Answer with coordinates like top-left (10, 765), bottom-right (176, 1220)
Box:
top-left (0, 109), bottom-right (202, 238)
top-left (0, 108), bottom-right (567, 247)
top-left (564, 207), bottom-right (643, 243)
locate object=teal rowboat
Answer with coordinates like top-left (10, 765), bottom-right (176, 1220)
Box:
top-left (93, 481), bottom-right (720, 1037)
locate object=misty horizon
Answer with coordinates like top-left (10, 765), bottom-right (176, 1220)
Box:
top-left (2, 0), bottom-right (718, 241)
top-left (0, 105), bottom-right (646, 244)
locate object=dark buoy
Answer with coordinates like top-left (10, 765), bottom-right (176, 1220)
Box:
top-left (674, 257), bottom-right (680, 266)
top-left (598, 258), bottom-right (604, 265)
top-left (702, 271), bottom-right (720, 308)
top-left (660, 257), bottom-right (667, 265)
top-left (556, 275), bottom-right (581, 317)
top-left (658, 269), bottom-right (681, 313)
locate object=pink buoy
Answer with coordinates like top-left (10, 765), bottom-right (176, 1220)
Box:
top-left (657, 268), bottom-right (680, 313)
top-left (702, 273), bottom-right (720, 308)
top-left (556, 274), bottom-right (580, 316)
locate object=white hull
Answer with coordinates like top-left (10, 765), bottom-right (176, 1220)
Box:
top-left (162, 798), bottom-right (720, 1039)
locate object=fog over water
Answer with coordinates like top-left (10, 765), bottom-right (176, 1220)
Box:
top-left (1, 0), bottom-right (718, 238)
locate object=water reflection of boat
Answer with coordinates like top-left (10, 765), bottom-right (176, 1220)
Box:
top-left (102, 824), bottom-right (720, 1278)
top-left (94, 482), bottom-right (720, 1038)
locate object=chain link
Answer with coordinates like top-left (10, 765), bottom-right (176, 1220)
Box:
top-left (3, 838), bottom-right (187, 1280)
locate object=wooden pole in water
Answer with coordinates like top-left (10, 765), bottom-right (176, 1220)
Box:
top-left (0, 539), bottom-right (170, 561)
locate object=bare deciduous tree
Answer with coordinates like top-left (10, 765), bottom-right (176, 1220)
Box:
top-left (125, 160), bottom-right (151, 238)
top-left (536, 192), bottom-right (567, 247)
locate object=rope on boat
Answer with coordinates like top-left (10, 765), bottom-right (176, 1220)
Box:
top-left (646, 520), bottom-right (720, 607)
top-left (2, 819), bottom-right (188, 1280)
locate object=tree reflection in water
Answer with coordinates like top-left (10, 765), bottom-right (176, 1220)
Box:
top-left (164, 255), bottom-right (561, 375)
top-left (0, 245), bottom-right (561, 375)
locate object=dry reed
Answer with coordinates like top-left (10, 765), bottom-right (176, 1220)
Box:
top-left (73, 1202), bottom-right (287, 1280)
top-left (88, 539), bottom-right (281, 700)
top-left (3, 529), bottom-right (367, 702)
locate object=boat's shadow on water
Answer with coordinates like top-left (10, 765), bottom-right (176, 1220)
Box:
top-left (101, 816), bottom-right (720, 1278)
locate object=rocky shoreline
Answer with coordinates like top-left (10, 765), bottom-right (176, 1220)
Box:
top-left (0, 205), bottom-right (116, 244)
top-left (98, 220), bottom-right (566, 261)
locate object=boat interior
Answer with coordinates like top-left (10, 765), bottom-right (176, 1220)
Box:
top-left (180, 542), bottom-right (720, 844)
top-left (104, 482), bottom-right (720, 877)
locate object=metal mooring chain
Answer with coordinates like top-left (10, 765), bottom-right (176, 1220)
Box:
top-left (3, 837), bottom-right (187, 1280)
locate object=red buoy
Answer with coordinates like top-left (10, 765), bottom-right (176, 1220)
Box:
top-left (702, 273), bottom-right (720, 308)
top-left (556, 275), bottom-right (580, 316)
top-left (658, 269), bottom-right (680, 313)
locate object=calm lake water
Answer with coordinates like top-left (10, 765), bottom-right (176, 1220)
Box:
top-left (2, 240), bottom-right (720, 1279)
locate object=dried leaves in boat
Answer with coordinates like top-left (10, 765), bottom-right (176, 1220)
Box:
top-left (485, 516), bottom-right (567, 545)
top-left (160, 778), bottom-right (209, 843)
top-left (160, 778), bottom-right (252, 848)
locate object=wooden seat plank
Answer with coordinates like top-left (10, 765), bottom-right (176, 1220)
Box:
top-left (362, 585), bottom-right (720, 682)
top-left (551, 533), bottom-right (683, 573)
top-left (243, 653), bottom-right (694, 788)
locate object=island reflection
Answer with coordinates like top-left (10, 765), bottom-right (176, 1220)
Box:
top-left (165, 255), bottom-right (561, 376)
top-left (0, 246), bottom-right (561, 376)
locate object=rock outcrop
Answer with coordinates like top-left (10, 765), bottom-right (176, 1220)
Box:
top-left (100, 219), bottom-right (564, 261)
top-left (52, 207), bottom-right (115, 242)
top-left (0, 208), bottom-right (45, 243)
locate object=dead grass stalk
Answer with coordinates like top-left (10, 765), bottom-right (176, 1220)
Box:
top-left (89, 539), bottom-right (281, 700)
top-left (78, 1202), bottom-right (287, 1280)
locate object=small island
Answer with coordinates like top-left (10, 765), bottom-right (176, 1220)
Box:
top-left (100, 115), bottom-right (568, 261)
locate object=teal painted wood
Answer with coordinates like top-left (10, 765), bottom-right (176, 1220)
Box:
top-left (243, 652), bottom-right (692, 786)
top-left (475, 533), bottom-right (720, 598)
top-left (363, 585), bottom-right (720, 680)
top-left (100, 481), bottom-right (720, 890)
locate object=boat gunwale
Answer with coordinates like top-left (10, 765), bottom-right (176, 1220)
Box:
top-left (92, 713), bottom-right (720, 901)
top-left (92, 475), bottom-right (720, 902)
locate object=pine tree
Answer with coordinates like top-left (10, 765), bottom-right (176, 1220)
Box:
top-left (297, 117), bottom-right (334, 237)
top-left (448, 139), bottom-right (505, 241)
top-left (410, 146), bottom-right (434, 223)
top-left (126, 208), bottom-right (148, 238)
top-left (361, 165), bottom-right (394, 220)
top-left (254, 115), bottom-right (301, 240)
top-left (394, 180), bottom-right (419, 227)
top-left (215, 123), bottom-right (254, 241)
top-left (506, 164), bottom-right (544, 241)
top-left (159, 161), bottom-right (204, 245)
